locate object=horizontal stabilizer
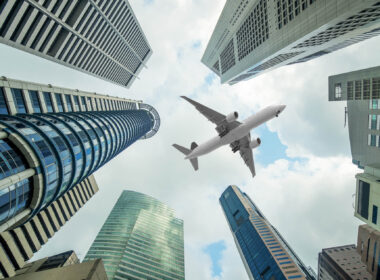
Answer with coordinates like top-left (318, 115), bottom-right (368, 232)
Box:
top-left (173, 143), bottom-right (199, 171)
top-left (190, 158), bottom-right (198, 171)
top-left (172, 144), bottom-right (191, 155)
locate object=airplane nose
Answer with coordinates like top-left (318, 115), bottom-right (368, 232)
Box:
top-left (279, 105), bottom-right (286, 112)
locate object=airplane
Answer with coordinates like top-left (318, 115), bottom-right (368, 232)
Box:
top-left (172, 96), bottom-right (286, 177)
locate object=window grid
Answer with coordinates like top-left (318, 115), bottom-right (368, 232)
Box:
top-left (220, 39), bottom-right (236, 74)
top-left (236, 0), bottom-right (268, 61)
top-left (276, 0), bottom-right (316, 29)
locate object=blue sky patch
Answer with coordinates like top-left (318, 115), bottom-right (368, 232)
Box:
top-left (203, 240), bottom-right (226, 277)
top-left (253, 125), bottom-right (288, 166)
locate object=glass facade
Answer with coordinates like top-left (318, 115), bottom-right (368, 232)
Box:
top-left (0, 109), bottom-right (155, 226)
top-left (0, 140), bottom-right (30, 225)
top-left (220, 186), bottom-right (315, 280)
top-left (84, 191), bottom-right (185, 280)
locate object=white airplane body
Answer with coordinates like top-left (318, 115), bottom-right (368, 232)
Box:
top-left (173, 96), bottom-right (286, 177)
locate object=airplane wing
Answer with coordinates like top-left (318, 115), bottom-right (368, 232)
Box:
top-left (181, 96), bottom-right (241, 135)
top-left (234, 135), bottom-right (256, 177)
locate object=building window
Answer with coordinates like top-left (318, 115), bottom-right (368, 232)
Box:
top-left (369, 115), bottom-right (378, 130)
top-left (373, 78), bottom-right (380, 99)
top-left (11, 89), bottom-right (26, 113)
top-left (0, 88), bottom-right (9, 115)
top-left (364, 79), bottom-right (371, 100)
top-left (87, 97), bottom-right (93, 111)
top-left (43, 92), bottom-right (53, 112)
top-left (373, 205), bottom-right (378, 224)
top-left (73, 96), bottom-right (80, 111)
top-left (370, 100), bottom-right (379, 110)
top-left (81, 96), bottom-right (87, 111)
top-left (347, 81), bottom-right (354, 100)
top-left (357, 180), bottom-right (370, 220)
top-left (355, 80), bottom-right (362, 100)
top-left (29, 90), bottom-right (41, 113)
top-left (335, 83), bottom-right (342, 99)
top-left (369, 134), bottom-right (378, 147)
top-left (65, 95), bottom-right (73, 112)
top-left (55, 93), bottom-right (64, 112)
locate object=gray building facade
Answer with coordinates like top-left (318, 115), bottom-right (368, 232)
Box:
top-left (328, 67), bottom-right (380, 231)
top-left (203, 0), bottom-right (380, 85)
top-left (0, 0), bottom-right (152, 88)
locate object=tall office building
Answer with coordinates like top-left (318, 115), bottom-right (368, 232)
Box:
top-left (220, 185), bottom-right (315, 280)
top-left (202, 0), bottom-right (380, 85)
top-left (0, 77), bottom-right (160, 278)
top-left (84, 190), bottom-right (185, 280)
top-left (328, 67), bottom-right (380, 231)
top-left (318, 244), bottom-right (372, 280)
top-left (0, 0), bottom-right (152, 88)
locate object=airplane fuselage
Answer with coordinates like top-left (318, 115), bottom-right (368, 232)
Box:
top-left (185, 105), bottom-right (285, 159)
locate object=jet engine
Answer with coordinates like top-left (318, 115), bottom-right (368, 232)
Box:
top-left (226, 112), bottom-right (239, 123)
top-left (250, 138), bottom-right (261, 149)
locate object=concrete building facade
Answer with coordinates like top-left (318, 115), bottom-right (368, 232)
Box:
top-left (220, 185), bottom-right (315, 280)
top-left (318, 244), bottom-right (372, 280)
top-left (0, 0), bottom-right (152, 88)
top-left (357, 224), bottom-right (380, 279)
top-left (84, 190), bottom-right (185, 280)
top-left (328, 67), bottom-right (380, 231)
top-left (13, 250), bottom-right (79, 276)
top-left (7, 258), bottom-right (108, 280)
top-left (202, 0), bottom-right (380, 85)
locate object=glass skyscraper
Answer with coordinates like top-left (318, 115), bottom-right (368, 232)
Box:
top-left (0, 77), bottom-right (160, 278)
top-left (220, 185), bottom-right (315, 280)
top-left (0, 77), bottom-right (159, 231)
top-left (84, 190), bottom-right (185, 280)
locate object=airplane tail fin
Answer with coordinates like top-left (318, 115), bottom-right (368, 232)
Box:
top-left (172, 142), bottom-right (199, 171)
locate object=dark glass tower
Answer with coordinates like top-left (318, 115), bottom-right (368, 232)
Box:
top-left (220, 185), bottom-right (315, 280)
top-left (0, 77), bottom-right (160, 232)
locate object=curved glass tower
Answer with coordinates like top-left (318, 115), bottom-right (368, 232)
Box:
top-left (0, 77), bottom-right (160, 232)
top-left (84, 190), bottom-right (185, 280)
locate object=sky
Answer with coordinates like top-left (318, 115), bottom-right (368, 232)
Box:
top-left (1, 0), bottom-right (380, 279)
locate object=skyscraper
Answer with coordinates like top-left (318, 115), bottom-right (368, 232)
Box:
top-left (328, 66), bottom-right (380, 231)
top-left (220, 185), bottom-right (315, 280)
top-left (0, 0), bottom-right (152, 88)
top-left (0, 76), bottom-right (160, 231)
top-left (0, 77), bottom-right (159, 278)
top-left (202, 0), bottom-right (380, 85)
top-left (84, 190), bottom-right (185, 280)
